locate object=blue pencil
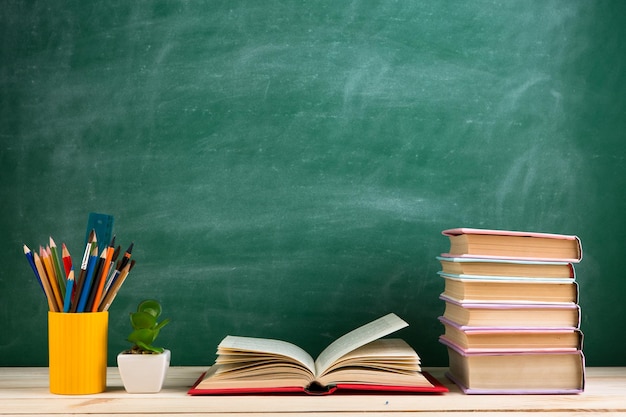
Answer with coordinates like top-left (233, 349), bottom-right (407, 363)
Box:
top-left (63, 269), bottom-right (75, 312)
top-left (76, 245), bottom-right (98, 312)
top-left (23, 244), bottom-right (44, 293)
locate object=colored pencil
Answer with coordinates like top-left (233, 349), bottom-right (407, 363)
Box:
top-left (103, 245), bottom-right (121, 294)
top-left (23, 244), bottom-right (44, 293)
top-left (102, 242), bottom-right (133, 299)
top-left (70, 230), bottom-right (96, 313)
top-left (40, 246), bottom-right (56, 286)
top-left (49, 237), bottom-right (66, 296)
top-left (33, 252), bottom-right (58, 312)
top-left (61, 243), bottom-right (72, 277)
top-left (61, 243), bottom-right (76, 306)
top-left (100, 261), bottom-right (132, 312)
top-left (76, 243), bottom-right (98, 313)
top-left (41, 246), bottom-right (63, 312)
top-left (63, 269), bottom-right (75, 313)
top-left (91, 236), bottom-right (116, 312)
top-left (120, 242), bottom-right (134, 268)
top-left (85, 241), bottom-right (110, 312)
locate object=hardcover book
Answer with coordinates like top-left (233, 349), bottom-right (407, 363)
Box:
top-left (189, 313), bottom-right (448, 395)
top-left (441, 228), bottom-right (583, 262)
top-left (440, 295), bottom-right (581, 328)
top-left (441, 337), bottom-right (585, 394)
top-left (439, 317), bottom-right (583, 353)
top-left (440, 274), bottom-right (579, 304)
top-left (437, 256), bottom-right (575, 281)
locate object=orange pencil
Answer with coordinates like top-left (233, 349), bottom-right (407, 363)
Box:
top-left (40, 246), bottom-right (55, 283)
top-left (91, 236), bottom-right (116, 312)
top-left (33, 252), bottom-right (58, 312)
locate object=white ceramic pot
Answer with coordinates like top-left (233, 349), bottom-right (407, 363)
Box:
top-left (117, 349), bottom-right (171, 393)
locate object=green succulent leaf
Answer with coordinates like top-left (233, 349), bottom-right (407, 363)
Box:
top-left (130, 311), bottom-right (157, 330)
top-left (154, 318), bottom-right (170, 331)
top-left (127, 328), bottom-right (157, 346)
top-left (137, 299), bottom-right (162, 318)
top-left (126, 299), bottom-right (169, 354)
top-left (136, 340), bottom-right (164, 354)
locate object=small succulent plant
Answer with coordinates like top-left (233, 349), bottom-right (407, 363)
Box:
top-left (125, 299), bottom-right (170, 354)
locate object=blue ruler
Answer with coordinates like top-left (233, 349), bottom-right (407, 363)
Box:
top-left (85, 212), bottom-right (114, 253)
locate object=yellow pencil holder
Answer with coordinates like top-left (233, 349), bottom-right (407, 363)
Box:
top-left (48, 311), bottom-right (108, 394)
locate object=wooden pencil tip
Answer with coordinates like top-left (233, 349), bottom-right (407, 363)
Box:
top-left (112, 245), bottom-right (121, 260)
top-left (49, 236), bottom-right (56, 246)
top-left (23, 244), bottom-right (30, 253)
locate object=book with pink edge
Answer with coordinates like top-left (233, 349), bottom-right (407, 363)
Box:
top-left (440, 336), bottom-right (585, 394)
top-left (440, 228), bottom-right (583, 263)
top-left (438, 316), bottom-right (584, 353)
top-left (440, 294), bottom-right (581, 328)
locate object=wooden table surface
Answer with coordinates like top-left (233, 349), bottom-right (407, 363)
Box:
top-left (1, 367), bottom-right (625, 416)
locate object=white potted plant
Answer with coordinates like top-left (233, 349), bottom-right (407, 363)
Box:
top-left (117, 299), bottom-right (171, 393)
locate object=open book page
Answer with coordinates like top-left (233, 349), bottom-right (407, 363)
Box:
top-left (316, 339), bottom-right (430, 387)
top-left (318, 339), bottom-right (421, 376)
top-left (314, 313), bottom-right (409, 376)
top-left (197, 363), bottom-right (312, 390)
top-left (217, 335), bottom-right (316, 375)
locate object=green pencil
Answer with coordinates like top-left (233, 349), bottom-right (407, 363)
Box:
top-left (49, 237), bottom-right (66, 297)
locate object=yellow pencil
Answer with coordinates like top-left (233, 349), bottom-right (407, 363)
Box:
top-left (40, 246), bottom-right (56, 283)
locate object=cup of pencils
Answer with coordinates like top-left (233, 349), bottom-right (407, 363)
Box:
top-left (23, 231), bottom-right (135, 394)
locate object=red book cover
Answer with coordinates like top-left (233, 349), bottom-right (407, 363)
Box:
top-left (188, 371), bottom-right (448, 395)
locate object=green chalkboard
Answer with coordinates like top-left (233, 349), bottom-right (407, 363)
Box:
top-left (1, 1), bottom-right (625, 367)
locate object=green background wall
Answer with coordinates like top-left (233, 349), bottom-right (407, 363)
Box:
top-left (1, 1), bottom-right (624, 367)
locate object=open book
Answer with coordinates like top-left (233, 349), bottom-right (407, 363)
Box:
top-left (189, 313), bottom-right (447, 395)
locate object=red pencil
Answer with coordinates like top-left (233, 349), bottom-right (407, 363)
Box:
top-left (61, 243), bottom-right (72, 277)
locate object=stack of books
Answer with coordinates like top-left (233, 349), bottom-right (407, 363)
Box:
top-left (437, 228), bottom-right (585, 394)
